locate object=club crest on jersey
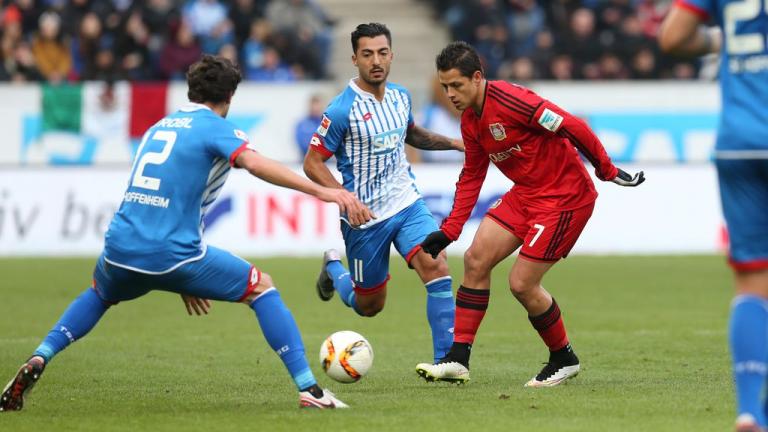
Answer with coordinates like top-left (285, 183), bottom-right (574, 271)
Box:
top-left (489, 123), bottom-right (506, 141)
top-left (317, 115), bottom-right (332, 136)
top-left (363, 112), bottom-right (372, 121)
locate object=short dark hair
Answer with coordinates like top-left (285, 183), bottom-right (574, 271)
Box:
top-left (436, 41), bottom-right (483, 78)
top-left (351, 22), bottom-right (391, 53)
top-left (186, 54), bottom-right (242, 104)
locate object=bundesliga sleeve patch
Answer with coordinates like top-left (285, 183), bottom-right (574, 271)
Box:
top-left (317, 115), bottom-right (332, 137)
top-left (537, 108), bottom-right (564, 132)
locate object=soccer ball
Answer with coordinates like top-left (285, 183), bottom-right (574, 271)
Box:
top-left (319, 330), bottom-right (374, 383)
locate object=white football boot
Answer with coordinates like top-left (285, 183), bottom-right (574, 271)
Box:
top-left (299, 388), bottom-right (349, 409)
top-left (415, 361), bottom-right (470, 384)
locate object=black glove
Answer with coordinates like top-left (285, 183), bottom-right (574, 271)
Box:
top-left (421, 230), bottom-right (452, 259)
top-left (611, 168), bottom-right (645, 187)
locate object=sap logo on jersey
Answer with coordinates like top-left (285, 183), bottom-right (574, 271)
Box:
top-left (371, 126), bottom-right (405, 155)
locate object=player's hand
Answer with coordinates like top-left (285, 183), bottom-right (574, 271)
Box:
top-left (421, 230), bottom-right (452, 259)
top-left (611, 168), bottom-right (645, 187)
top-left (181, 295), bottom-right (211, 316)
top-left (319, 188), bottom-right (375, 226)
top-left (452, 139), bottom-right (465, 152)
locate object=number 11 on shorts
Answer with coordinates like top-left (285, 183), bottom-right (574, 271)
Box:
top-left (529, 224), bottom-right (545, 247)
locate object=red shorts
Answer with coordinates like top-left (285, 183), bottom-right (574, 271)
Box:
top-left (486, 192), bottom-right (595, 263)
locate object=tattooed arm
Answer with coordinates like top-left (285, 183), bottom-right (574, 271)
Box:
top-left (405, 125), bottom-right (464, 152)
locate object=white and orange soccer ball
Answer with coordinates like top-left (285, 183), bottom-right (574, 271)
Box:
top-left (319, 330), bottom-right (374, 383)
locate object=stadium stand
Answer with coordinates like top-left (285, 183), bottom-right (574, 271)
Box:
top-left (0, 0), bottom-right (701, 84)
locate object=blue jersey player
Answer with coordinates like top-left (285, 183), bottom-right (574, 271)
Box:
top-left (303, 23), bottom-right (465, 365)
top-left (660, 2), bottom-right (768, 430)
top-left (0, 55), bottom-right (369, 412)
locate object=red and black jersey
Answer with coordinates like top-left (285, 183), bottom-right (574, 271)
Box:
top-left (440, 80), bottom-right (618, 241)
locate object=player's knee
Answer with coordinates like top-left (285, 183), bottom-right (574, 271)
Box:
top-left (355, 292), bottom-right (386, 317)
top-left (508, 274), bottom-right (536, 298)
top-left (256, 272), bottom-right (274, 293)
top-left (464, 248), bottom-right (490, 278)
top-left (240, 272), bottom-right (275, 304)
top-left (414, 251), bottom-right (450, 280)
top-left (357, 300), bottom-right (384, 317)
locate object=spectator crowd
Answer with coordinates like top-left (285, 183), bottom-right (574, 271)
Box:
top-left (1, 0), bottom-right (706, 84)
top-left (422, 0), bottom-right (702, 81)
top-left (0, 0), bottom-right (335, 82)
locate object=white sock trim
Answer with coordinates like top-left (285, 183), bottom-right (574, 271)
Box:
top-left (249, 287), bottom-right (277, 304)
top-left (425, 276), bottom-right (452, 287)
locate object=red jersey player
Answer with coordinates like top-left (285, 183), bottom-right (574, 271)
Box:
top-left (415, 41), bottom-right (644, 387)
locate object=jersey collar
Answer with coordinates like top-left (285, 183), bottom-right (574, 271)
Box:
top-left (179, 102), bottom-right (213, 112)
top-left (349, 78), bottom-right (385, 102)
top-left (473, 80), bottom-right (489, 118)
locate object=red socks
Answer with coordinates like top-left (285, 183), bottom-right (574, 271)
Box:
top-left (528, 298), bottom-right (569, 351)
top-left (453, 286), bottom-right (490, 344)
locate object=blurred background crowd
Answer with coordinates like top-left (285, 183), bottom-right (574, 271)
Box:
top-left (0, 0), bottom-right (335, 82)
top-left (0, 0), bottom-right (704, 84)
top-left (423, 0), bottom-right (700, 81)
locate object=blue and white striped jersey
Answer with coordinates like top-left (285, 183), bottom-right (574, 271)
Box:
top-left (309, 79), bottom-right (420, 228)
top-left (104, 103), bottom-right (251, 273)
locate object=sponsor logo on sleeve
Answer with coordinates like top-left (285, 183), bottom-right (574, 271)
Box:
top-left (310, 133), bottom-right (324, 147)
top-left (317, 115), bottom-right (332, 136)
top-left (234, 129), bottom-right (249, 141)
top-left (488, 123), bottom-right (507, 141)
top-left (537, 108), bottom-right (563, 132)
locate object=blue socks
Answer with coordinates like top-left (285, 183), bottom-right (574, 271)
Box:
top-left (730, 295), bottom-right (768, 426)
top-left (425, 276), bottom-right (455, 362)
top-left (250, 288), bottom-right (316, 391)
top-left (33, 288), bottom-right (110, 362)
top-left (326, 260), bottom-right (360, 314)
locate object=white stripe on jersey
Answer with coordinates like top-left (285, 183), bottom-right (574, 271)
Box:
top-left (200, 157), bottom-right (230, 230)
top-left (341, 80), bottom-right (420, 227)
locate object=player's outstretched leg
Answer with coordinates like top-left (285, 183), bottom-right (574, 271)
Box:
top-left (316, 249), bottom-right (357, 310)
top-left (0, 357), bottom-right (45, 412)
top-left (1, 287), bottom-right (110, 412)
top-left (524, 299), bottom-right (580, 387)
top-left (248, 284), bottom-right (348, 409)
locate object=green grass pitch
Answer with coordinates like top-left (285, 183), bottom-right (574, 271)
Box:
top-left (0, 255), bottom-right (733, 431)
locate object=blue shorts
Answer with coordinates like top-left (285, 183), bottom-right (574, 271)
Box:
top-left (93, 246), bottom-right (259, 303)
top-left (716, 158), bottom-right (768, 270)
top-left (340, 199), bottom-right (438, 292)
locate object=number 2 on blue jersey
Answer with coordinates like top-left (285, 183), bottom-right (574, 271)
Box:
top-left (131, 130), bottom-right (177, 191)
top-left (724, 0), bottom-right (768, 55)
